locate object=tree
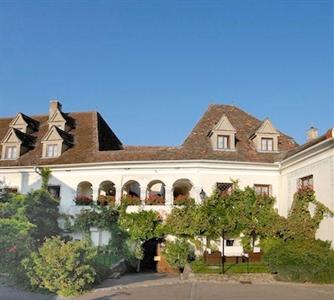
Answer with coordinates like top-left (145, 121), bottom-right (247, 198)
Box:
top-left (237, 187), bottom-right (283, 252)
top-left (118, 209), bottom-right (162, 271)
top-left (24, 190), bottom-right (61, 245)
top-left (163, 239), bottom-right (195, 271)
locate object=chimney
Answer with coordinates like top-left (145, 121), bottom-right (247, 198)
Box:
top-left (49, 100), bottom-right (62, 119)
top-left (307, 126), bottom-right (318, 141)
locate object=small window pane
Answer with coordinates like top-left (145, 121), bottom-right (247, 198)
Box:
top-left (254, 184), bottom-right (271, 196)
top-left (261, 138), bottom-right (274, 151)
top-left (299, 175), bottom-right (313, 189)
top-left (5, 146), bottom-right (17, 159)
top-left (226, 240), bottom-right (234, 247)
top-left (217, 135), bottom-right (229, 149)
top-left (46, 144), bottom-right (58, 158)
top-left (217, 182), bottom-right (233, 195)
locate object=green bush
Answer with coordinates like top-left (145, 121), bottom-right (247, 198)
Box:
top-left (23, 236), bottom-right (98, 297)
top-left (262, 238), bottom-right (334, 283)
top-left (0, 218), bottom-right (34, 282)
top-left (163, 239), bottom-right (195, 270)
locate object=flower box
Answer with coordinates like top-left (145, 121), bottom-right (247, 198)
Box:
top-left (145, 194), bottom-right (165, 205)
top-left (97, 195), bottom-right (116, 206)
top-left (121, 195), bottom-right (141, 205)
top-left (74, 195), bottom-right (93, 206)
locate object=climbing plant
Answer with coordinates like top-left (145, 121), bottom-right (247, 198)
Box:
top-left (280, 186), bottom-right (333, 241)
top-left (35, 167), bottom-right (52, 190)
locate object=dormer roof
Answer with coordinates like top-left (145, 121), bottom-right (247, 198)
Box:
top-left (9, 113), bottom-right (39, 131)
top-left (1, 127), bottom-right (35, 147)
top-left (42, 125), bottom-right (74, 146)
top-left (211, 114), bottom-right (236, 133)
top-left (251, 118), bottom-right (279, 138)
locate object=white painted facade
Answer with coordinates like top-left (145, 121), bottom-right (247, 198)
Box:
top-left (1, 136), bottom-right (333, 248)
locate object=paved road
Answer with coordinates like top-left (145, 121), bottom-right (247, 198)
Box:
top-left (75, 273), bottom-right (334, 300)
top-left (0, 281), bottom-right (52, 300)
top-left (1, 274), bottom-right (334, 300)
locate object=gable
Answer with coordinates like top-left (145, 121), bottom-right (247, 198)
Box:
top-left (2, 129), bottom-right (21, 144)
top-left (42, 126), bottom-right (63, 142)
top-left (213, 114), bottom-right (236, 132)
top-left (49, 109), bottom-right (66, 123)
top-left (9, 113), bottom-right (27, 127)
top-left (256, 119), bottom-right (279, 135)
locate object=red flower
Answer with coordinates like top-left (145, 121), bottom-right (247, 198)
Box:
top-left (8, 245), bottom-right (17, 253)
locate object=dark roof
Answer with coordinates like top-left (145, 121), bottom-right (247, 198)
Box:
top-left (19, 113), bottom-right (39, 131)
top-left (0, 111), bottom-right (123, 166)
top-left (180, 104), bottom-right (297, 163)
top-left (13, 128), bottom-right (36, 147)
top-left (0, 104), bottom-right (305, 166)
top-left (283, 128), bottom-right (333, 160)
top-left (52, 126), bottom-right (74, 145)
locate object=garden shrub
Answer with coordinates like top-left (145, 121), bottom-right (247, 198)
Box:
top-left (262, 238), bottom-right (334, 283)
top-left (163, 239), bottom-right (195, 270)
top-left (23, 236), bottom-right (98, 297)
top-left (0, 218), bottom-right (34, 282)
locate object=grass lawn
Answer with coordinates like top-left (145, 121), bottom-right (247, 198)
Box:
top-left (192, 262), bottom-right (269, 274)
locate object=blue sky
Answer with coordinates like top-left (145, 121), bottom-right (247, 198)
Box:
top-left (0, 0), bottom-right (333, 145)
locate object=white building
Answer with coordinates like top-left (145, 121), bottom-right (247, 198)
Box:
top-left (0, 100), bottom-right (333, 250)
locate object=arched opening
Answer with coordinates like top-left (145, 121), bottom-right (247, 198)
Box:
top-left (122, 180), bottom-right (141, 205)
top-left (173, 179), bottom-right (193, 205)
top-left (146, 180), bottom-right (165, 205)
top-left (98, 180), bottom-right (116, 206)
top-left (76, 181), bottom-right (93, 205)
top-left (141, 239), bottom-right (159, 272)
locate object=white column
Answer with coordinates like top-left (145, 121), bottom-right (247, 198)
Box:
top-left (165, 186), bottom-right (173, 206)
top-left (140, 185), bottom-right (146, 206)
top-left (92, 186), bottom-right (99, 204)
top-left (115, 185), bottom-right (122, 205)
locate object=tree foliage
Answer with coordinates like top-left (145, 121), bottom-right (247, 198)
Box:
top-left (23, 236), bottom-right (97, 297)
top-left (163, 239), bottom-right (195, 270)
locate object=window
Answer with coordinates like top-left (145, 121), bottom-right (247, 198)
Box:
top-left (299, 175), bottom-right (313, 189)
top-left (254, 184), bottom-right (271, 196)
top-left (4, 146), bottom-right (17, 159)
top-left (46, 144), bottom-right (59, 158)
top-left (261, 138), bottom-right (273, 151)
top-left (226, 239), bottom-right (234, 247)
top-left (217, 182), bottom-right (233, 195)
top-left (47, 185), bottom-right (60, 198)
top-left (217, 135), bottom-right (230, 149)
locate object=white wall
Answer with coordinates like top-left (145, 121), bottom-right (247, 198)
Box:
top-left (280, 139), bottom-right (334, 245)
top-left (0, 146), bottom-right (333, 247)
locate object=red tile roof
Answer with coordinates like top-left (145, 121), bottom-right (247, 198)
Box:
top-left (0, 104), bottom-right (312, 167)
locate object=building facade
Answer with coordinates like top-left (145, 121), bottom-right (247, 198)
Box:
top-left (0, 101), bottom-right (333, 249)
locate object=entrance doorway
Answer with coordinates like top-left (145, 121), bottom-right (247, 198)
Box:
top-left (141, 239), bottom-right (158, 272)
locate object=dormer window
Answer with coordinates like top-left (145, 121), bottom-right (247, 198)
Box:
top-left (4, 146), bottom-right (17, 159)
top-left (46, 144), bottom-right (59, 158)
top-left (217, 135), bottom-right (230, 149)
top-left (41, 125), bottom-right (73, 158)
top-left (261, 137), bottom-right (273, 151)
top-left (9, 113), bottom-right (39, 134)
top-left (250, 119), bottom-right (279, 152)
top-left (1, 128), bottom-right (35, 160)
top-left (210, 114), bottom-right (236, 151)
